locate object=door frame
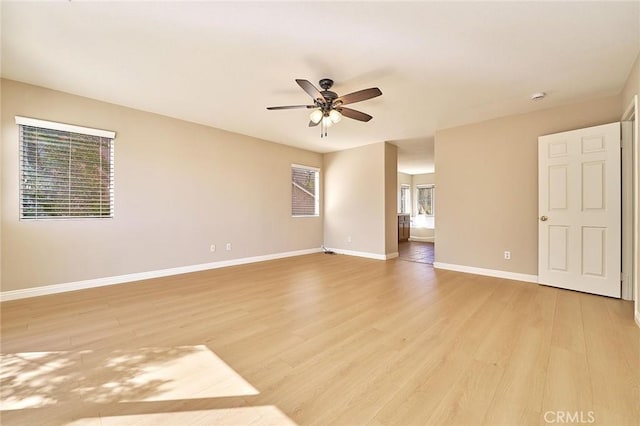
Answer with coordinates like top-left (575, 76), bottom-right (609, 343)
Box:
top-left (621, 95), bottom-right (638, 322)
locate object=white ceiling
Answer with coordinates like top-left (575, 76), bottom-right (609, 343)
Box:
top-left (394, 137), bottom-right (435, 175)
top-left (2, 1), bottom-right (639, 174)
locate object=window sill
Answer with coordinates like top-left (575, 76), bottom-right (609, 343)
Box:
top-left (411, 215), bottom-right (435, 229)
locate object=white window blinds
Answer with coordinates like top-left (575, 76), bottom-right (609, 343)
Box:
top-left (291, 165), bottom-right (319, 217)
top-left (17, 116), bottom-right (116, 219)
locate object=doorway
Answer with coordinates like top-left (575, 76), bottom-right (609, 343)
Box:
top-left (621, 95), bottom-right (638, 318)
top-left (394, 137), bottom-right (437, 265)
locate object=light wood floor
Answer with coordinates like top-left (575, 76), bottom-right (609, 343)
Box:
top-left (1, 254), bottom-right (638, 426)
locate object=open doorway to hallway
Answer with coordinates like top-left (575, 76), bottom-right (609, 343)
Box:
top-left (393, 137), bottom-right (436, 265)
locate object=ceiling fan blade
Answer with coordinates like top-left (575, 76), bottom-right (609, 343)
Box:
top-left (339, 107), bottom-right (373, 122)
top-left (296, 79), bottom-right (325, 103)
top-left (334, 87), bottom-right (382, 106)
top-left (308, 120), bottom-right (320, 127)
top-left (266, 105), bottom-right (315, 110)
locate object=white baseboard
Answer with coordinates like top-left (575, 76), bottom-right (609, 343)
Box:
top-left (0, 248), bottom-right (322, 302)
top-left (409, 236), bottom-right (435, 243)
top-left (433, 262), bottom-right (538, 284)
top-left (330, 248), bottom-right (397, 261)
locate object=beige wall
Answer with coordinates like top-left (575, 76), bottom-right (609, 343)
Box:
top-left (1, 79), bottom-right (323, 291)
top-left (324, 142), bottom-right (389, 256)
top-left (385, 143), bottom-right (398, 255)
top-left (622, 53), bottom-right (640, 112)
top-left (435, 95), bottom-right (621, 275)
top-left (412, 173), bottom-right (435, 186)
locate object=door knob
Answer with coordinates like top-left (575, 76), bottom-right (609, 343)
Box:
top-left (540, 215), bottom-right (548, 221)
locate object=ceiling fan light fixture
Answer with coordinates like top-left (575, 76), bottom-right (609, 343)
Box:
top-left (309, 109), bottom-right (323, 124)
top-left (329, 109), bottom-right (342, 124)
top-left (268, 78), bottom-right (382, 138)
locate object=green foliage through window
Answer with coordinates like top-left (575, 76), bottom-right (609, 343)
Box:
top-left (417, 185), bottom-right (434, 216)
top-left (19, 124), bottom-right (114, 219)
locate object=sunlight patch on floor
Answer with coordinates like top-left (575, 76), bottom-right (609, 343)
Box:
top-left (1, 345), bottom-right (258, 409)
top-left (70, 405), bottom-right (298, 426)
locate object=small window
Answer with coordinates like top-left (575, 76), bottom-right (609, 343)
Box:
top-left (417, 185), bottom-right (435, 216)
top-left (400, 184), bottom-right (410, 214)
top-left (291, 164), bottom-right (319, 217)
top-left (17, 116), bottom-right (116, 219)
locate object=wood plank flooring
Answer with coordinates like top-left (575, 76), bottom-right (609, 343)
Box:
top-left (1, 253), bottom-right (638, 425)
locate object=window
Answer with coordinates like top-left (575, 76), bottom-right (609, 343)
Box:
top-left (291, 164), bottom-right (319, 217)
top-left (417, 185), bottom-right (435, 216)
top-left (400, 184), bottom-right (410, 214)
top-left (17, 116), bottom-right (115, 219)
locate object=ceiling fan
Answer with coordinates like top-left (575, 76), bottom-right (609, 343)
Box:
top-left (267, 78), bottom-right (382, 137)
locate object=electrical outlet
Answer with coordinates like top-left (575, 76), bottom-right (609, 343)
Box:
top-left (347, 235), bottom-right (352, 243)
top-left (210, 244), bottom-right (216, 252)
top-left (504, 251), bottom-right (511, 260)
top-left (226, 243), bottom-right (232, 251)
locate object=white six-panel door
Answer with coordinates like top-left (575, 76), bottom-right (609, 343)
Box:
top-left (538, 122), bottom-right (621, 298)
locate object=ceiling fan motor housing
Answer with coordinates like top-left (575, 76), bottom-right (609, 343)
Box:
top-left (321, 91), bottom-right (338, 104)
top-left (319, 78), bottom-right (334, 90)
top-left (318, 78), bottom-right (338, 107)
